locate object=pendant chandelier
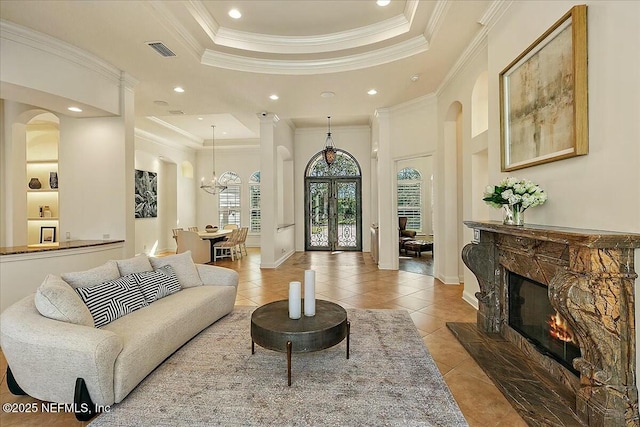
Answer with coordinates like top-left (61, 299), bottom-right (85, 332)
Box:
top-left (200, 125), bottom-right (227, 195)
top-left (322, 116), bottom-right (337, 166)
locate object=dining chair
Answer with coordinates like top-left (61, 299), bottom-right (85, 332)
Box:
top-left (188, 226), bottom-right (199, 232)
top-left (213, 228), bottom-right (241, 262)
top-left (238, 227), bottom-right (249, 257)
top-left (172, 228), bottom-right (184, 252)
top-left (222, 224), bottom-right (238, 230)
top-left (176, 230), bottom-right (211, 264)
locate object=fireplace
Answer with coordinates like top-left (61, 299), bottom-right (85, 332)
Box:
top-left (458, 221), bottom-right (640, 427)
top-left (507, 271), bottom-right (580, 376)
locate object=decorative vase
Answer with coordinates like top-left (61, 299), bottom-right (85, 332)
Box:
top-left (49, 172), bottom-right (58, 189)
top-left (28, 178), bottom-right (42, 189)
top-left (503, 205), bottom-right (525, 226)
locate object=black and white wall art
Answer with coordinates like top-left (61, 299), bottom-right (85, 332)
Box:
top-left (135, 169), bottom-right (158, 218)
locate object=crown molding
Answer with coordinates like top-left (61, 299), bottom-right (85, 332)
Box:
top-left (213, 144), bottom-right (260, 152)
top-left (0, 19), bottom-right (121, 85)
top-left (294, 125), bottom-right (370, 135)
top-left (479, 0), bottom-right (512, 28)
top-left (424, 0), bottom-right (451, 43)
top-left (189, 0), bottom-right (418, 54)
top-left (147, 0), bottom-right (204, 60)
top-left (435, 0), bottom-right (511, 97)
top-left (135, 128), bottom-right (199, 151)
top-left (186, 0), bottom-right (220, 43)
top-left (213, 15), bottom-right (410, 54)
top-left (202, 35), bottom-right (429, 75)
top-left (146, 116), bottom-right (204, 145)
top-left (389, 93), bottom-right (437, 114)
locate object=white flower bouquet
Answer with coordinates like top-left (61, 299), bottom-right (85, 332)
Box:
top-left (483, 177), bottom-right (547, 210)
top-left (483, 177), bottom-right (547, 226)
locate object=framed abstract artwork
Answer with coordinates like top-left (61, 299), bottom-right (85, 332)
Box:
top-left (500, 5), bottom-right (588, 171)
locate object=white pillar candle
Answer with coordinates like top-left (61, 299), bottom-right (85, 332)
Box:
top-left (304, 269), bottom-right (316, 317)
top-left (288, 281), bottom-right (302, 319)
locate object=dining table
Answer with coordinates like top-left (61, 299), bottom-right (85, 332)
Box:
top-left (197, 229), bottom-right (232, 262)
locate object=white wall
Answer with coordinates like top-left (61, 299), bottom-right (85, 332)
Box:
top-left (0, 21), bottom-right (121, 117)
top-left (0, 21), bottom-right (135, 311)
top-left (59, 115), bottom-right (127, 241)
top-left (374, 95), bottom-right (438, 270)
top-left (293, 125), bottom-right (372, 252)
top-left (436, 43), bottom-right (489, 298)
top-left (488, 1), bottom-right (640, 231)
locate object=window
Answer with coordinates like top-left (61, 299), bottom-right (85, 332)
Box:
top-left (397, 167), bottom-right (422, 231)
top-left (249, 171), bottom-right (261, 233)
top-left (305, 150), bottom-right (361, 177)
top-left (218, 172), bottom-right (241, 228)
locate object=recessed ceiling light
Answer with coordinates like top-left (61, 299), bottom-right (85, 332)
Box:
top-left (377, 0), bottom-right (391, 6)
top-left (320, 91), bottom-right (335, 98)
top-left (198, 117), bottom-right (203, 120)
top-left (68, 106), bottom-right (82, 112)
top-left (173, 86), bottom-right (185, 93)
top-left (269, 94), bottom-right (279, 100)
top-left (367, 89), bottom-right (378, 95)
top-left (154, 100), bottom-right (169, 106)
top-left (228, 9), bottom-right (242, 19)
top-left (410, 74), bottom-right (420, 82)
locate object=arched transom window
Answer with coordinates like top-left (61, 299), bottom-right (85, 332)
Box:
top-left (305, 149), bottom-right (361, 177)
top-left (219, 172), bottom-right (241, 228)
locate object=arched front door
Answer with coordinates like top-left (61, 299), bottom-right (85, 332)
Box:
top-left (304, 150), bottom-right (362, 251)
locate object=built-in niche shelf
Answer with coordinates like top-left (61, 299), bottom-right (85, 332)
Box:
top-left (26, 120), bottom-right (59, 245)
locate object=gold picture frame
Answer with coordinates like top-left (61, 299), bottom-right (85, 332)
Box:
top-left (500, 5), bottom-right (588, 172)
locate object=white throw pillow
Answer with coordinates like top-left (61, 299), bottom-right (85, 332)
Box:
top-left (34, 274), bottom-right (95, 327)
top-left (76, 276), bottom-right (148, 328)
top-left (61, 261), bottom-right (121, 289)
top-left (115, 254), bottom-right (153, 276)
top-left (130, 265), bottom-right (181, 303)
top-left (149, 251), bottom-right (203, 288)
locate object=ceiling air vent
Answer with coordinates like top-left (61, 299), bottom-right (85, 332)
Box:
top-left (168, 110), bottom-right (184, 115)
top-left (146, 41), bottom-right (176, 57)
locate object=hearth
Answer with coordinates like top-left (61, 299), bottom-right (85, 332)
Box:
top-left (460, 221), bottom-right (640, 427)
top-left (507, 271), bottom-right (580, 376)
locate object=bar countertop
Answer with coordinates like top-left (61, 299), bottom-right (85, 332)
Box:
top-left (0, 240), bottom-right (125, 256)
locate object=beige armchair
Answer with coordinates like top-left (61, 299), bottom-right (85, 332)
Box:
top-left (176, 230), bottom-right (211, 264)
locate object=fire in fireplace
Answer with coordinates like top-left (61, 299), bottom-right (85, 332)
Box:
top-left (507, 271), bottom-right (580, 375)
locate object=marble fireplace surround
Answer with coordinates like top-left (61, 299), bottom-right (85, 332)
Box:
top-left (460, 221), bottom-right (640, 427)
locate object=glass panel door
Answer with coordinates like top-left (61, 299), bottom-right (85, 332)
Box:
top-left (335, 179), bottom-right (360, 250)
top-left (306, 180), bottom-right (330, 250)
top-left (305, 178), bottom-right (361, 251)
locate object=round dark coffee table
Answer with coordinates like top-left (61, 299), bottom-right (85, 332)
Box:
top-left (251, 299), bottom-right (350, 386)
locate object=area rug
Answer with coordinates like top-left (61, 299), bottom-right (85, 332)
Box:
top-left (89, 307), bottom-right (467, 426)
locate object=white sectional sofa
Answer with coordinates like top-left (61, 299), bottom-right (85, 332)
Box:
top-left (0, 251), bottom-right (238, 420)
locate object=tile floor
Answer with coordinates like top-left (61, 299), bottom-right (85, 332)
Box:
top-left (0, 248), bottom-right (526, 426)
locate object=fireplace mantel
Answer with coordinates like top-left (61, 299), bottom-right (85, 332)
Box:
top-left (461, 221), bottom-right (640, 427)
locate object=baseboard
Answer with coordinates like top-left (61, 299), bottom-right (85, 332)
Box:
top-left (260, 249), bottom-right (294, 269)
top-left (437, 273), bottom-right (461, 285)
top-left (462, 290), bottom-right (479, 309)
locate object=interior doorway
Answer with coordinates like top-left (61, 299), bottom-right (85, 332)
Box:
top-left (304, 150), bottom-right (362, 251)
top-left (396, 155), bottom-right (434, 275)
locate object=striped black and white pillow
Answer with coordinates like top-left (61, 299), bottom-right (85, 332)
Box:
top-left (76, 276), bottom-right (148, 328)
top-left (131, 265), bottom-right (181, 304)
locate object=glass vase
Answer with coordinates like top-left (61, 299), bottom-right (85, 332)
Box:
top-left (503, 205), bottom-right (525, 226)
